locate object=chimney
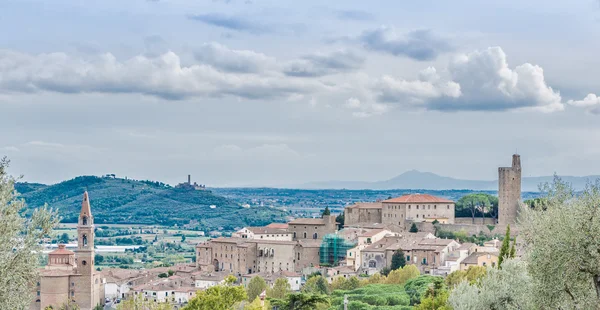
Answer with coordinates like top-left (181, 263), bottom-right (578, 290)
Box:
top-left (188, 174), bottom-right (191, 185)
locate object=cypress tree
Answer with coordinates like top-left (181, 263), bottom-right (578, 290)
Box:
top-left (510, 237), bottom-right (516, 258)
top-left (498, 225), bottom-right (511, 268)
top-left (409, 223), bottom-right (419, 233)
top-left (322, 206), bottom-right (330, 216)
top-left (390, 249), bottom-right (406, 270)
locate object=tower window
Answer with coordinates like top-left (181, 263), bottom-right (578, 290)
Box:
top-left (82, 216), bottom-right (88, 226)
top-left (83, 234), bottom-right (88, 246)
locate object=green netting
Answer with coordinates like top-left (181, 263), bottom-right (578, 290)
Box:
top-left (319, 233), bottom-right (356, 266)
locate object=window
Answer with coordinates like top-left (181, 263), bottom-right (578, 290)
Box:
top-left (368, 260), bottom-right (376, 268)
top-left (416, 205), bottom-right (419, 209)
top-left (313, 233), bottom-right (318, 239)
top-left (37, 291), bottom-right (40, 296)
top-left (71, 291), bottom-right (74, 297)
top-left (408, 205), bottom-right (411, 209)
top-left (82, 216), bottom-right (88, 225)
top-left (297, 253), bottom-right (300, 260)
top-left (303, 232), bottom-right (307, 238)
top-left (416, 214), bottom-right (419, 218)
top-left (82, 234), bottom-right (88, 246)
top-left (422, 258), bottom-right (427, 265)
top-left (447, 205), bottom-right (450, 209)
top-left (293, 232), bottom-right (296, 239)
top-left (314, 226), bottom-right (317, 230)
top-left (428, 205), bottom-right (430, 209)
top-left (366, 238), bottom-right (371, 244)
top-left (434, 205), bottom-right (437, 209)
top-left (406, 255), bottom-right (410, 261)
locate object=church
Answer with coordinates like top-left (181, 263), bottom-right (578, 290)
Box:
top-left (31, 192), bottom-right (105, 310)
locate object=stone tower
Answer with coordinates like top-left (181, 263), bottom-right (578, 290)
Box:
top-left (74, 191), bottom-right (96, 309)
top-left (498, 154), bottom-right (522, 226)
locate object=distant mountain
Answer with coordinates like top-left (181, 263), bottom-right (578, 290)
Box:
top-left (299, 170), bottom-right (600, 192)
top-left (16, 176), bottom-right (287, 229)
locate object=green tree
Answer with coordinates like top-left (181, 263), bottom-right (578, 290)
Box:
top-left (94, 254), bottom-right (104, 264)
top-left (244, 296), bottom-right (270, 310)
top-left (247, 276), bottom-right (268, 301)
top-left (390, 249), bottom-right (406, 270)
top-left (0, 158), bottom-right (60, 309)
top-left (445, 266), bottom-right (486, 288)
top-left (302, 275), bottom-right (329, 295)
top-left (456, 193), bottom-right (498, 224)
top-left (158, 273), bottom-right (168, 278)
top-left (322, 206), bottom-right (330, 216)
top-left (385, 265), bottom-right (420, 285)
top-left (520, 176), bottom-right (600, 308)
top-left (448, 259), bottom-right (534, 310)
top-left (416, 278), bottom-right (451, 310)
top-left (335, 213), bottom-right (344, 230)
top-left (409, 223), bottom-right (419, 233)
top-left (167, 269), bottom-right (174, 276)
top-left (59, 232), bottom-right (70, 244)
top-left (270, 293), bottom-right (330, 310)
top-left (498, 225), bottom-right (511, 268)
top-left (509, 237), bottom-right (516, 258)
top-left (267, 277), bottom-right (291, 299)
top-left (117, 293), bottom-right (173, 310)
top-left (184, 275), bottom-right (246, 310)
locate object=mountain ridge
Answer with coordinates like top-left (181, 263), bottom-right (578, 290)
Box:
top-left (298, 170), bottom-right (600, 192)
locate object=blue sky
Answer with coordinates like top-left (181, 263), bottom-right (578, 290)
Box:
top-left (1, 0), bottom-right (600, 186)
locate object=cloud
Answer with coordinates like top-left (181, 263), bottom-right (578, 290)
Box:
top-left (344, 97), bottom-right (389, 118)
top-left (193, 42), bottom-right (276, 73)
top-left (187, 14), bottom-right (269, 34)
top-left (358, 27), bottom-right (452, 61)
top-left (0, 49), bottom-right (324, 101)
top-left (25, 141), bottom-right (65, 148)
top-left (283, 50), bottom-right (365, 77)
top-left (144, 35), bottom-right (169, 57)
top-left (374, 47), bottom-right (565, 112)
top-left (336, 10), bottom-right (374, 21)
top-left (568, 93), bottom-right (600, 114)
top-left (213, 143), bottom-right (301, 159)
top-left (1, 146), bottom-right (19, 152)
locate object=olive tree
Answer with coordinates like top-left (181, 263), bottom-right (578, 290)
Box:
top-left (520, 177), bottom-right (600, 309)
top-left (0, 158), bottom-right (59, 309)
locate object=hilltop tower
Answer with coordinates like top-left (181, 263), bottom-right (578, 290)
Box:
top-left (498, 154), bottom-right (522, 226)
top-left (73, 191), bottom-right (97, 309)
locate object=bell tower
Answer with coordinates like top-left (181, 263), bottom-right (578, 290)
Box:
top-left (75, 191), bottom-right (96, 309)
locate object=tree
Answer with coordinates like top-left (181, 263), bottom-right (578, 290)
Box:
top-left (247, 276), bottom-right (268, 301)
top-left (168, 269), bottom-right (174, 276)
top-left (0, 158), bottom-right (60, 309)
top-left (456, 193), bottom-right (497, 224)
top-left (181, 234), bottom-right (186, 242)
top-left (409, 223), bottom-right (419, 233)
top-left (322, 206), bottom-right (330, 216)
top-left (270, 293), bottom-right (330, 310)
top-left (445, 266), bottom-right (486, 288)
top-left (448, 259), bottom-right (534, 310)
top-left (94, 254), bottom-right (104, 264)
top-left (268, 277), bottom-right (291, 299)
top-left (385, 265), bottom-right (420, 285)
top-left (497, 225), bottom-right (511, 268)
top-left (416, 278), bottom-right (451, 310)
top-left (302, 275), bottom-right (329, 295)
top-left (117, 294), bottom-right (173, 310)
top-left (335, 213), bottom-right (344, 230)
top-left (519, 176), bottom-right (600, 309)
top-left (184, 275), bottom-right (246, 310)
top-left (59, 232), bottom-right (70, 244)
top-left (244, 296), bottom-right (270, 310)
top-left (390, 250), bottom-right (406, 270)
top-left (509, 237), bottom-right (516, 258)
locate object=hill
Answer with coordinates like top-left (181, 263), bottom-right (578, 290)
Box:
top-left (299, 170), bottom-right (600, 191)
top-left (16, 176), bottom-right (288, 230)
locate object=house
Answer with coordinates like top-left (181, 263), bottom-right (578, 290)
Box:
top-left (193, 271), bottom-right (230, 289)
top-left (346, 229), bottom-right (396, 271)
top-left (460, 252), bottom-right (499, 270)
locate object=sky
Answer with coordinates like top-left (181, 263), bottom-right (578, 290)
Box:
top-left (2, 0), bottom-right (600, 187)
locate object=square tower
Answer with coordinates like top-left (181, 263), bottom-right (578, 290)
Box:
top-left (74, 191), bottom-right (97, 309)
top-left (498, 154), bottom-right (522, 226)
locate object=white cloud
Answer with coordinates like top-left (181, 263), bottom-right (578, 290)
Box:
top-left (374, 47), bottom-right (565, 112)
top-left (213, 143), bottom-right (301, 158)
top-left (193, 42), bottom-right (276, 73)
top-left (283, 50), bottom-right (365, 77)
top-left (25, 141), bottom-right (65, 148)
top-left (0, 49), bottom-right (323, 101)
top-left (344, 97), bottom-right (389, 118)
top-left (568, 94), bottom-right (600, 107)
top-left (1, 146), bottom-right (19, 152)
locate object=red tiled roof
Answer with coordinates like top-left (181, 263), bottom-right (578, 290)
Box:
top-left (347, 202), bottom-right (382, 209)
top-left (49, 244), bottom-right (75, 255)
top-left (383, 194), bottom-right (454, 204)
top-left (266, 223), bottom-right (289, 229)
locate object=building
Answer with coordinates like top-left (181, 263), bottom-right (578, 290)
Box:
top-left (344, 194), bottom-right (455, 230)
top-left (31, 192), bottom-right (105, 310)
top-left (346, 229), bottom-right (395, 271)
top-left (460, 252), bottom-right (499, 270)
top-left (498, 154), bottom-right (522, 226)
top-left (287, 215), bottom-right (338, 240)
top-left (232, 226), bottom-right (293, 241)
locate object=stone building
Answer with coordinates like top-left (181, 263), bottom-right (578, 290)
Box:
top-left (195, 238), bottom-right (321, 275)
top-left (344, 194), bottom-right (455, 230)
top-left (287, 215), bottom-right (338, 240)
top-left (31, 192), bottom-right (105, 310)
top-left (498, 154), bottom-right (522, 226)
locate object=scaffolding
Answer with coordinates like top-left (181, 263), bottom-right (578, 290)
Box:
top-left (319, 233), bottom-right (356, 266)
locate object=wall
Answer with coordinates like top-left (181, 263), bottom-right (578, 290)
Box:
top-left (255, 241), bottom-right (297, 273)
top-left (454, 217), bottom-right (497, 225)
top-left (295, 245), bottom-right (320, 271)
top-left (498, 155), bottom-right (521, 226)
top-left (40, 276), bottom-right (69, 310)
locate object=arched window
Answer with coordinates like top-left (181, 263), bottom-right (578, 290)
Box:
top-left (293, 232), bottom-right (297, 239)
top-left (368, 260), bottom-right (376, 268)
top-left (303, 232), bottom-right (307, 239)
top-left (313, 233), bottom-right (318, 239)
top-left (82, 234), bottom-right (88, 246)
top-left (82, 216), bottom-right (88, 226)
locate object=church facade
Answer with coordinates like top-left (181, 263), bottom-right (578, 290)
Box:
top-left (31, 192), bottom-right (105, 310)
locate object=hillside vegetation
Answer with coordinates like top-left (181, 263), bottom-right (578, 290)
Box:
top-left (16, 176), bottom-right (287, 230)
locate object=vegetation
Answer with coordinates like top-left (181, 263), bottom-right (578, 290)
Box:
top-left (385, 265), bottom-right (420, 285)
top-left (17, 175), bottom-right (288, 229)
top-left (268, 278), bottom-right (292, 299)
top-left (270, 293), bottom-right (330, 310)
top-left (330, 284), bottom-right (411, 309)
top-left (247, 276), bottom-right (268, 302)
top-left (0, 158), bottom-right (60, 309)
top-left (445, 266), bottom-right (487, 288)
top-left (322, 206), bottom-right (330, 216)
top-left (390, 250), bottom-right (406, 271)
top-left (117, 294), bottom-right (173, 310)
top-left (184, 275), bottom-right (246, 310)
top-left (302, 275), bottom-right (329, 295)
top-left (497, 224), bottom-right (513, 268)
top-left (409, 223), bottom-right (418, 233)
top-left (455, 193), bottom-right (498, 223)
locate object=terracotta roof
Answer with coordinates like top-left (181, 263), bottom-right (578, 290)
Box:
top-left (457, 243), bottom-right (476, 251)
top-left (266, 223), bottom-right (289, 229)
top-left (462, 252), bottom-right (497, 265)
top-left (288, 218), bottom-right (327, 225)
top-left (382, 194), bottom-right (454, 204)
top-left (359, 229), bottom-right (386, 238)
top-left (347, 202), bottom-right (382, 209)
top-left (245, 227), bottom-right (289, 235)
top-left (49, 244), bottom-right (75, 255)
